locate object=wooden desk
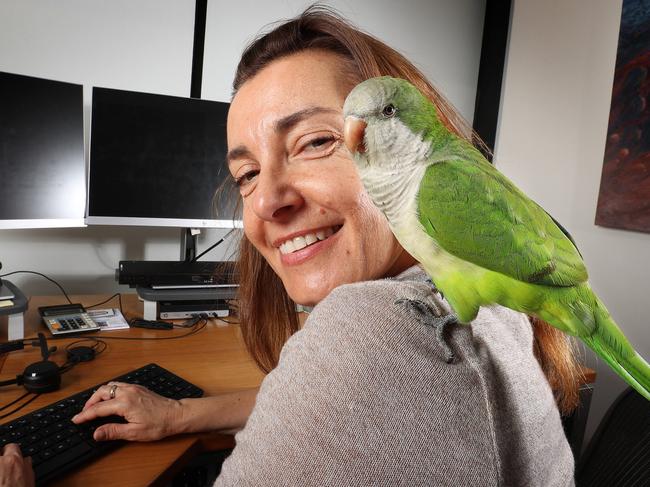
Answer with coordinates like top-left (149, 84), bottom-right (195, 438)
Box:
top-left (0, 294), bottom-right (265, 486)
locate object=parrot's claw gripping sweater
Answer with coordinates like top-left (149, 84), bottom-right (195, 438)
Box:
top-left (394, 297), bottom-right (457, 364)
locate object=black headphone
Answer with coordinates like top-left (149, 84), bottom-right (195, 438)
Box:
top-left (0, 333), bottom-right (61, 393)
top-left (21, 333), bottom-right (61, 393)
top-left (0, 334), bottom-right (100, 394)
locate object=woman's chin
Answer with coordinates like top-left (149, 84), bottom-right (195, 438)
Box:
top-left (285, 278), bottom-right (336, 308)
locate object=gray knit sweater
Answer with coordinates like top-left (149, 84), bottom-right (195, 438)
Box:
top-left (215, 266), bottom-right (574, 486)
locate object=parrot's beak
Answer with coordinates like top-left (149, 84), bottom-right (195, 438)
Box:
top-left (343, 116), bottom-right (367, 155)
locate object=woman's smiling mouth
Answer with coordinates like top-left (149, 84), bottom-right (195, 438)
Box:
top-left (278, 225), bottom-right (342, 255)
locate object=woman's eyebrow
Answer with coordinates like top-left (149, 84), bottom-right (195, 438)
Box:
top-left (274, 106), bottom-right (339, 134)
top-left (226, 145), bottom-right (252, 166)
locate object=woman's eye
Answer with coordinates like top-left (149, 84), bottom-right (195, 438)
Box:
top-left (299, 134), bottom-right (340, 157)
top-left (308, 137), bottom-right (334, 148)
top-left (234, 170), bottom-right (259, 188)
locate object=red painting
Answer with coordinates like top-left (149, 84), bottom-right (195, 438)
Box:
top-left (595, 0), bottom-right (650, 233)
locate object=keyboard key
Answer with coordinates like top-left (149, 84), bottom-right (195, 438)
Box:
top-left (23, 445), bottom-right (39, 457)
top-left (24, 433), bottom-right (40, 445)
top-left (40, 450), bottom-right (54, 461)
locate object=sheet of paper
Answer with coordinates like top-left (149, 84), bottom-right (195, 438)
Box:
top-left (0, 299), bottom-right (14, 308)
top-left (87, 308), bottom-right (130, 331)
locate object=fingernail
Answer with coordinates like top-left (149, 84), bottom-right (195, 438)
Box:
top-left (71, 414), bottom-right (78, 422)
top-left (94, 431), bottom-right (104, 441)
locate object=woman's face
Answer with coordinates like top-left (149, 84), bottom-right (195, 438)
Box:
top-left (227, 50), bottom-right (414, 306)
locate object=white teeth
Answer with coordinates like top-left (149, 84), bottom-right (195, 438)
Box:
top-left (293, 236), bottom-right (307, 251)
top-left (280, 240), bottom-right (296, 254)
top-left (279, 226), bottom-right (339, 255)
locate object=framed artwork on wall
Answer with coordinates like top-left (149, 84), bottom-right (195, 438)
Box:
top-left (595, 0), bottom-right (650, 233)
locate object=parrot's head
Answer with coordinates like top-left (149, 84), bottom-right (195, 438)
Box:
top-left (343, 76), bottom-right (442, 173)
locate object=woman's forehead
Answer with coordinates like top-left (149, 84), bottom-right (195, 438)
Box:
top-left (231, 51), bottom-right (353, 117)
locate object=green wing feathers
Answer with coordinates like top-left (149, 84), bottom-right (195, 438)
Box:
top-left (418, 157), bottom-right (588, 287)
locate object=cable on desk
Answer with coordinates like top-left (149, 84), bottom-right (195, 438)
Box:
top-left (85, 293), bottom-right (124, 315)
top-left (0, 273), bottom-right (124, 314)
top-left (65, 337), bottom-right (107, 358)
top-left (173, 316), bottom-right (202, 328)
top-left (57, 338), bottom-right (109, 375)
top-left (0, 393), bottom-right (40, 420)
top-left (0, 391), bottom-right (31, 412)
top-left (15, 315), bottom-right (210, 347)
top-left (83, 317), bottom-right (209, 341)
top-left (215, 316), bottom-right (238, 325)
top-left (1, 335), bottom-right (69, 354)
top-left (0, 270), bottom-right (73, 304)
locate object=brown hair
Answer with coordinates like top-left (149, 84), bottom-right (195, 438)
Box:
top-left (231, 5), bottom-right (581, 414)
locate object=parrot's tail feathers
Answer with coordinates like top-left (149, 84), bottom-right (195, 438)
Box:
top-left (584, 336), bottom-right (650, 401)
top-left (584, 307), bottom-right (650, 401)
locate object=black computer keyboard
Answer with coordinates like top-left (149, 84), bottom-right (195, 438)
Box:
top-left (0, 363), bottom-right (203, 485)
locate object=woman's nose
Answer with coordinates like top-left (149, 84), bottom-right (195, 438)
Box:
top-left (249, 168), bottom-right (303, 221)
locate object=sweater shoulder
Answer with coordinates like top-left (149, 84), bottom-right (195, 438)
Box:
top-left (305, 268), bottom-right (447, 336)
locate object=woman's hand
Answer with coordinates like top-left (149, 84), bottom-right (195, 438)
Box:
top-left (71, 381), bottom-right (184, 442)
top-left (0, 444), bottom-right (34, 487)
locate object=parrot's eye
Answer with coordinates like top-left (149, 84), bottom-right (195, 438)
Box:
top-left (382, 104), bottom-right (396, 118)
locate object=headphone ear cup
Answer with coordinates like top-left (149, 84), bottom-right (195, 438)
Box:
top-left (22, 361), bottom-right (61, 393)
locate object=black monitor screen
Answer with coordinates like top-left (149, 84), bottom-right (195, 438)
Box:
top-left (0, 71), bottom-right (85, 228)
top-left (87, 87), bottom-right (238, 228)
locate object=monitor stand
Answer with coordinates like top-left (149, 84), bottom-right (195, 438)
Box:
top-left (0, 280), bottom-right (29, 340)
top-left (180, 228), bottom-right (199, 262)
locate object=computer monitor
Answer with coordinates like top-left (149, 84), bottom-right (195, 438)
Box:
top-left (86, 87), bottom-right (240, 229)
top-left (0, 71), bottom-right (86, 229)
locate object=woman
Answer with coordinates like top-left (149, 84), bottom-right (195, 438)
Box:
top-left (4, 7), bottom-right (579, 486)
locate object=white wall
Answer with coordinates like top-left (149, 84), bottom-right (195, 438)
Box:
top-left (0, 0), bottom-right (485, 295)
top-left (496, 0), bottom-right (650, 447)
top-left (202, 0), bottom-right (484, 120)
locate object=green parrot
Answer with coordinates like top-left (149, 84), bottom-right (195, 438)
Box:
top-left (342, 76), bottom-right (650, 401)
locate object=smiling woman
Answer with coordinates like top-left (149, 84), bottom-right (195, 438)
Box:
top-left (54, 6), bottom-right (579, 487)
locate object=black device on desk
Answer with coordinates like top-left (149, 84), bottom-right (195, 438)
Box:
top-left (0, 363), bottom-right (203, 485)
top-left (38, 304), bottom-right (101, 336)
